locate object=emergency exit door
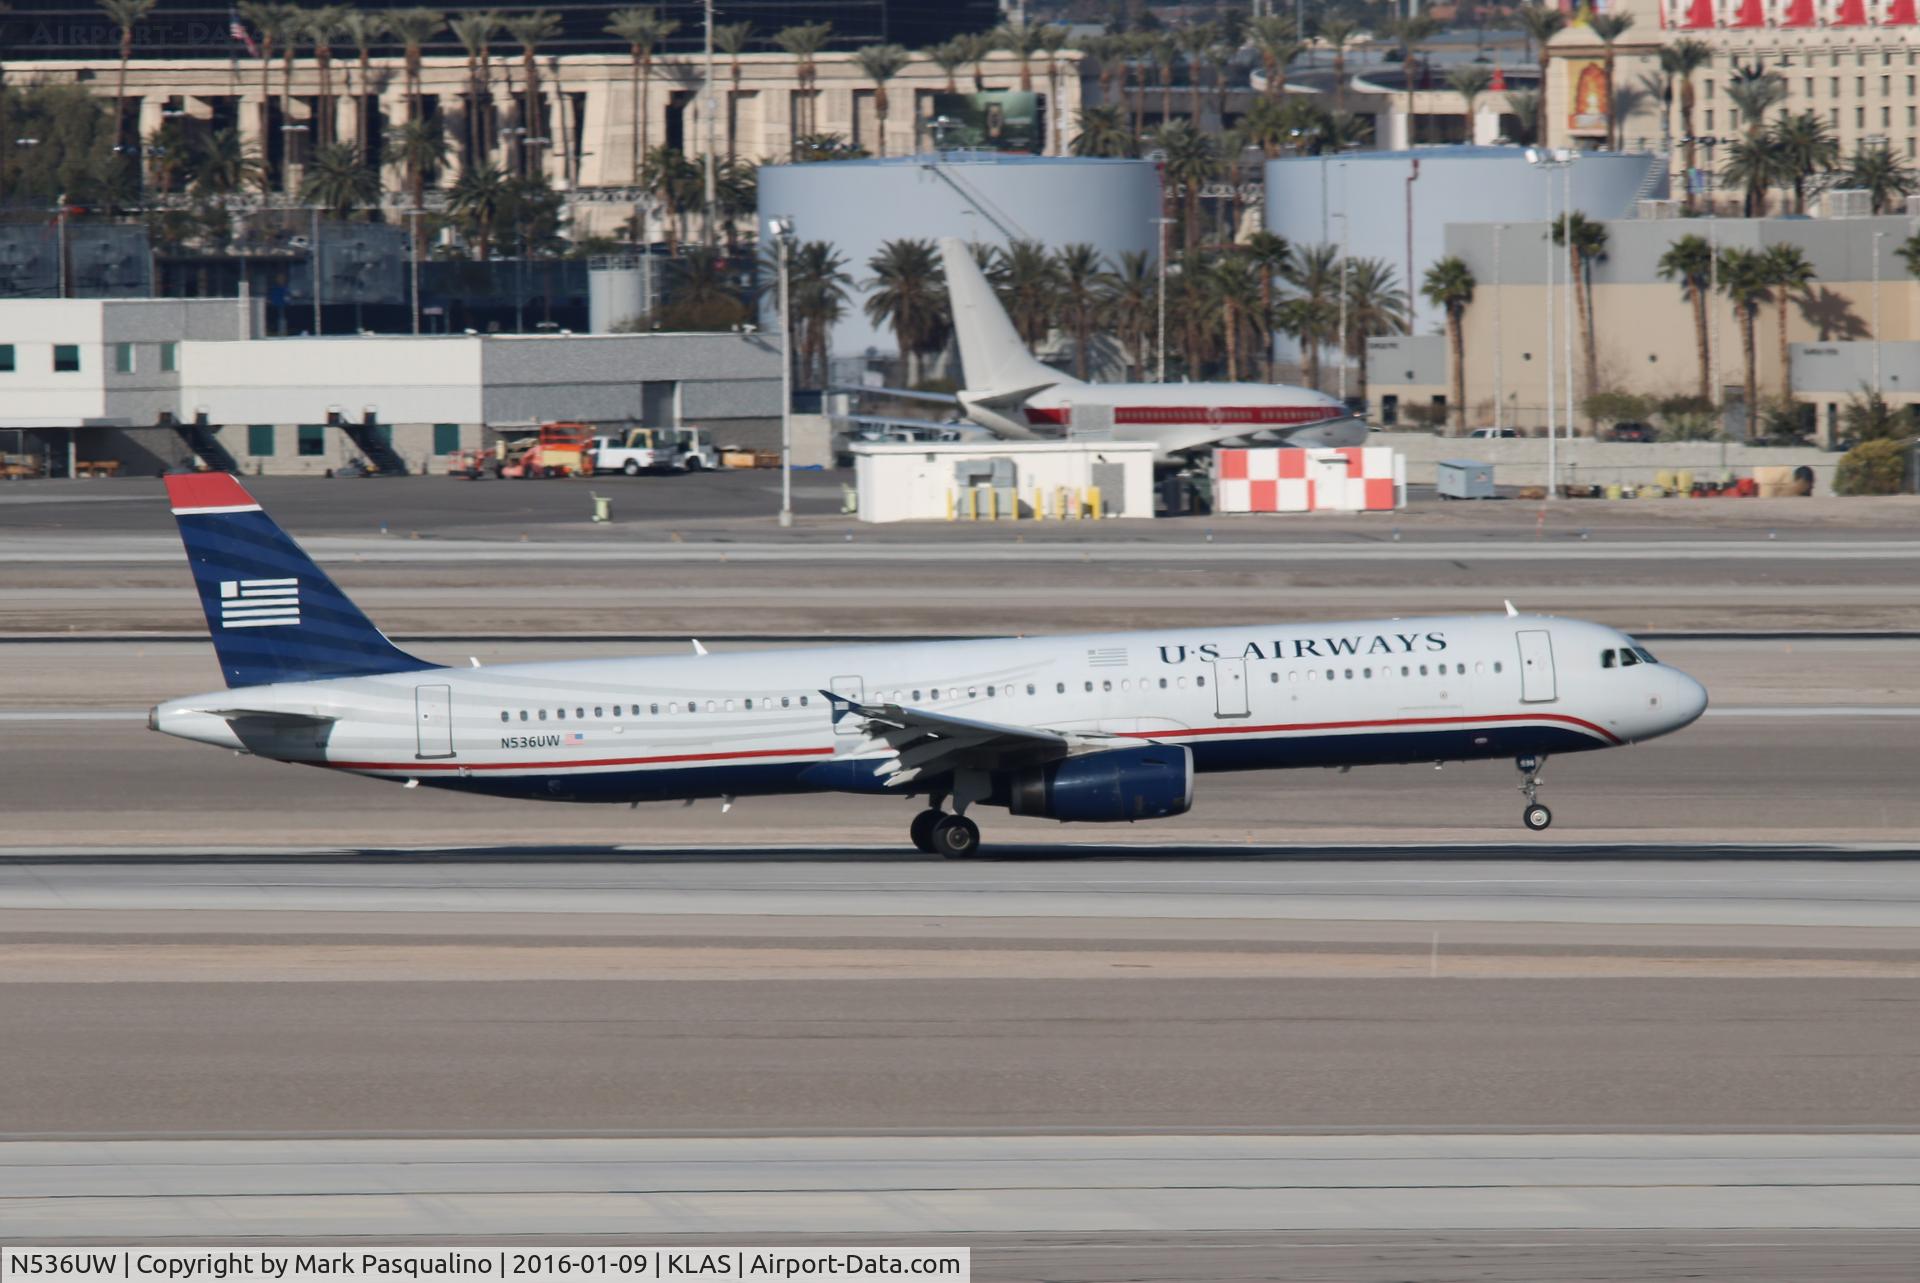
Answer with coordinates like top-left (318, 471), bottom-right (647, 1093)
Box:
top-left (415, 683), bottom-right (455, 758)
top-left (1515, 630), bottom-right (1557, 703)
top-left (1211, 657), bottom-right (1250, 718)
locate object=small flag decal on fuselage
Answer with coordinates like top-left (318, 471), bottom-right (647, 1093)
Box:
top-left (219, 578), bottom-right (300, 628)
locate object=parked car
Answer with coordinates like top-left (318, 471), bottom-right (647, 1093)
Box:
top-left (1609, 422), bottom-right (1655, 443)
top-left (1467, 427), bottom-right (1520, 439)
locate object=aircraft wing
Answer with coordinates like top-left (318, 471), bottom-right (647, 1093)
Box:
top-left (201, 707), bottom-right (338, 725)
top-left (839, 412), bottom-right (995, 437)
top-left (828, 384), bottom-right (962, 407)
top-left (825, 693), bottom-right (1097, 790)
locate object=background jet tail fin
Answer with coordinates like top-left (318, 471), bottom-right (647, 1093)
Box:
top-left (938, 237), bottom-right (1072, 399)
top-left (164, 474), bottom-right (438, 689)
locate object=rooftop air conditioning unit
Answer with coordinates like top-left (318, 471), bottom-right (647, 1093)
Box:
top-left (1636, 199), bottom-right (1683, 220)
top-left (1821, 188), bottom-right (1872, 219)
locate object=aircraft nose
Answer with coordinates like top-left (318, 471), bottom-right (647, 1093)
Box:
top-left (1667, 668), bottom-right (1709, 730)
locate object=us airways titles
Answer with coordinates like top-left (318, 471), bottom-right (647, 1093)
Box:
top-left (1160, 631), bottom-right (1449, 664)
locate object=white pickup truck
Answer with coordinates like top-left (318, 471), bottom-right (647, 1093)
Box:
top-left (592, 427), bottom-right (720, 475)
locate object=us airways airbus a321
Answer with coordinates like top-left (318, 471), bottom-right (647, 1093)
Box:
top-left (150, 475), bottom-right (1708, 855)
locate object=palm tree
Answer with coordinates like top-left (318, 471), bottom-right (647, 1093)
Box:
top-left (774, 21), bottom-right (831, 142)
top-left (1422, 256), bottom-right (1475, 432)
top-left (1446, 66), bottom-right (1492, 143)
top-left (1123, 31), bottom-right (1153, 137)
top-left (301, 6), bottom-right (347, 147)
top-left (1587, 12), bottom-right (1633, 151)
top-left (1341, 257), bottom-right (1409, 398)
top-left (1153, 120), bottom-right (1219, 254)
top-left (448, 161), bottom-right (509, 258)
top-left (237, 1), bottom-right (287, 172)
top-left (1150, 35), bottom-right (1178, 128)
top-left (1053, 242), bottom-right (1106, 379)
top-left (1769, 111), bottom-right (1837, 215)
top-left (1501, 89), bottom-right (1541, 146)
top-left (852, 44), bottom-right (909, 158)
top-left (713, 156), bottom-right (756, 252)
top-left (994, 240), bottom-right (1062, 354)
top-left (188, 127), bottom-right (266, 196)
top-left (1726, 64), bottom-right (1785, 139)
top-left (1897, 231), bottom-right (1920, 280)
top-left (1239, 96), bottom-right (1290, 159)
top-left (1248, 16), bottom-right (1298, 102)
top-left (607, 7), bottom-right (677, 181)
top-left (389, 116), bottom-right (447, 254)
top-left (98, 0), bottom-right (157, 162)
top-left (956, 31), bottom-right (992, 94)
top-left (299, 140), bottom-right (378, 218)
top-left (503, 11), bottom-right (560, 177)
top-left (336, 10), bottom-right (386, 163)
top-left (385, 8), bottom-right (444, 121)
top-left (863, 238), bottom-right (944, 385)
top-left (715, 21), bottom-right (752, 162)
top-left (1659, 39), bottom-right (1711, 211)
top-left (640, 145), bottom-right (699, 251)
top-left (1283, 242), bottom-right (1342, 391)
top-left (1204, 253), bottom-right (1263, 382)
top-left (1317, 16), bottom-right (1358, 115)
top-left (1516, 5), bottom-right (1565, 148)
top-left (1384, 14), bottom-right (1439, 138)
top-left (1241, 230), bottom-right (1292, 380)
top-left (995, 20), bottom-right (1045, 94)
top-left (787, 239), bottom-right (852, 388)
top-left (1721, 134), bottom-right (1783, 217)
top-left (1174, 23), bottom-right (1215, 126)
top-left (1656, 233), bottom-right (1714, 400)
top-left (1716, 246), bottom-right (1770, 431)
top-left (451, 11), bottom-right (501, 171)
top-left (926, 36), bottom-right (967, 94)
top-left (274, 2), bottom-right (303, 170)
top-left (1550, 211), bottom-right (1607, 408)
top-left (1101, 249), bottom-right (1156, 380)
top-left (1761, 244), bottom-right (1815, 401)
top-left (1071, 105), bottom-right (1134, 158)
top-left (1842, 145), bottom-right (1917, 214)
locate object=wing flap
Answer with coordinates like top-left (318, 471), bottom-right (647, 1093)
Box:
top-left (825, 693), bottom-right (1077, 789)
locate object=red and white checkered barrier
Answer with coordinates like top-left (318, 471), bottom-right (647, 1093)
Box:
top-left (1212, 447), bottom-right (1405, 514)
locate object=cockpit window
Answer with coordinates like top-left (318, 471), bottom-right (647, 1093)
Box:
top-left (1601, 649), bottom-right (1616, 669)
top-left (1619, 648), bottom-right (1640, 667)
top-left (1632, 646), bottom-right (1658, 664)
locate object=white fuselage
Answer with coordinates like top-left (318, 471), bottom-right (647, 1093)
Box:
top-left (152, 613), bottom-right (1707, 807)
top-left (962, 380), bottom-right (1365, 455)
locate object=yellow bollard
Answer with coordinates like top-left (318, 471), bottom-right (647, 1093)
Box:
top-left (1087, 486), bottom-right (1103, 520)
top-left (946, 488), bottom-right (956, 521)
top-left (986, 488), bottom-right (998, 522)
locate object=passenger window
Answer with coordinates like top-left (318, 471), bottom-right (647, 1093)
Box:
top-left (1085, 681), bottom-right (1094, 692)
top-left (1178, 676), bottom-right (1189, 689)
top-left (800, 695), bottom-right (809, 706)
top-left (1363, 667), bottom-right (1372, 678)
top-left (1400, 666), bottom-right (1410, 677)
top-left (1196, 676), bottom-right (1206, 687)
top-left (499, 711), bottom-right (509, 722)
top-left (1344, 668), bottom-right (1353, 680)
top-left (1159, 678), bottom-right (1169, 689)
top-left (595, 707), bottom-right (604, 717)
top-left (1456, 664), bottom-right (1466, 675)
top-left (1102, 680), bottom-right (1112, 692)
top-left (669, 702), bottom-right (680, 713)
top-left (519, 710), bottom-right (528, 721)
top-left (556, 709), bottom-right (566, 720)
top-left (967, 687), bottom-right (978, 698)
top-left (743, 699), bottom-right (752, 710)
top-left (1026, 684), bottom-right (1036, 695)
top-left (1419, 665), bottom-right (1428, 676)
top-left (948, 689), bottom-right (958, 700)
top-left (1601, 649), bottom-right (1616, 668)
top-left (986, 685), bottom-right (995, 697)
top-left (1493, 662), bottom-right (1502, 673)
top-left (1270, 672), bottom-right (1280, 683)
top-left (539, 709), bottom-right (548, 720)
top-left (1474, 663), bottom-right (1484, 675)
top-left (1057, 682), bottom-right (1066, 693)
top-left (725, 699), bottom-right (736, 711)
top-left (706, 700), bottom-right (717, 712)
top-left (782, 696), bottom-right (791, 707)
top-left (1120, 679), bottom-right (1131, 692)
top-left (1326, 669), bottom-right (1335, 681)
top-left (1289, 672), bottom-right (1298, 683)
top-left (651, 703), bottom-right (660, 714)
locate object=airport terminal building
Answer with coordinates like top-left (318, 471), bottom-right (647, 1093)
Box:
top-left (0, 298), bottom-right (781, 476)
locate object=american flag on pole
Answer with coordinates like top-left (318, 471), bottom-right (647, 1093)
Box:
top-left (229, 10), bottom-right (260, 57)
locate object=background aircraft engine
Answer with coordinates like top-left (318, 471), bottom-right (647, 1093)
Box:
top-left (1003, 746), bottom-right (1194, 823)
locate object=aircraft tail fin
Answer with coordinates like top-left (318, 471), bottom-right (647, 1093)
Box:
top-left (164, 474), bottom-right (439, 689)
top-left (938, 237), bottom-right (1072, 399)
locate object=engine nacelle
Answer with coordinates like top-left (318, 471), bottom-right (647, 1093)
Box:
top-left (1003, 745), bottom-right (1194, 823)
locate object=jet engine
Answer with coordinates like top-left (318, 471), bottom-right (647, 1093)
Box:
top-left (1002, 745), bottom-right (1194, 823)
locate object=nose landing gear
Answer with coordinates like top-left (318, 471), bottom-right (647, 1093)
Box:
top-left (1518, 755), bottom-right (1551, 831)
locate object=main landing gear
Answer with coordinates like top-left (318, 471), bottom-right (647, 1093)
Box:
top-left (910, 802), bottom-right (980, 858)
top-left (1517, 755), bottom-right (1552, 831)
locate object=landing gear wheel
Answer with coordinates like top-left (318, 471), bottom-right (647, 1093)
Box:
top-left (931, 814), bottom-right (980, 859)
top-left (1523, 803), bottom-right (1553, 831)
top-left (909, 809), bottom-right (943, 854)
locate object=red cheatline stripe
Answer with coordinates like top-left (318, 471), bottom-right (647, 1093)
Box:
top-left (1118, 712), bottom-right (1623, 747)
top-left (327, 745), bottom-right (837, 773)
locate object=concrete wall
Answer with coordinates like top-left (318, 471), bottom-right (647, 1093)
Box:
top-left (478, 332), bottom-right (781, 428)
top-left (1370, 431), bottom-right (1841, 495)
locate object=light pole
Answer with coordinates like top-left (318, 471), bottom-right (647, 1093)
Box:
top-left (1153, 216), bottom-right (1175, 382)
top-left (1872, 230), bottom-right (1886, 394)
top-left (310, 206), bottom-right (322, 336)
top-left (406, 208), bottom-right (424, 335)
top-left (1335, 211), bottom-right (1351, 404)
top-left (1493, 222), bottom-right (1505, 434)
top-left (1525, 147), bottom-right (1576, 499)
top-left (770, 215), bottom-right (796, 528)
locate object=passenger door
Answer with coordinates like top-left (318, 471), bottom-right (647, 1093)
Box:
top-left (829, 675), bottom-right (865, 736)
top-left (1515, 630), bottom-right (1557, 703)
top-left (1210, 657), bottom-right (1250, 718)
top-left (415, 683), bottom-right (455, 758)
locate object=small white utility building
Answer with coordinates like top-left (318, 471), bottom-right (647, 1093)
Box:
top-left (853, 440), bottom-right (1157, 524)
